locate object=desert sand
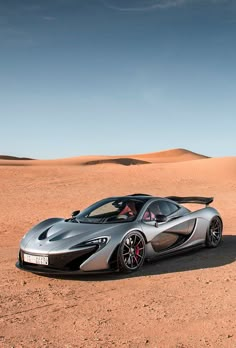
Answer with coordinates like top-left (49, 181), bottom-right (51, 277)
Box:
top-left (0, 149), bottom-right (235, 348)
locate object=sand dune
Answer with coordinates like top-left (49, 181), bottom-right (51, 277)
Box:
top-left (133, 148), bottom-right (209, 162)
top-left (0, 155), bottom-right (34, 160)
top-left (0, 148), bottom-right (209, 166)
top-left (83, 157), bottom-right (150, 166)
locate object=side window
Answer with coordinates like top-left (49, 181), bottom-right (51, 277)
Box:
top-left (167, 202), bottom-right (179, 215)
top-left (142, 202), bottom-right (161, 221)
top-left (143, 209), bottom-right (152, 221)
top-left (158, 200), bottom-right (179, 216)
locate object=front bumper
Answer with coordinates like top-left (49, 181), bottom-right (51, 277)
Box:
top-left (15, 260), bottom-right (114, 275)
top-left (17, 246), bottom-right (101, 274)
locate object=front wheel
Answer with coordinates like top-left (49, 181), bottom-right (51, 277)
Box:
top-left (117, 231), bottom-right (146, 273)
top-left (205, 216), bottom-right (223, 248)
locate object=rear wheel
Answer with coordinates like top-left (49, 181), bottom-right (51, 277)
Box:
top-left (117, 231), bottom-right (145, 273)
top-left (206, 216), bottom-right (223, 248)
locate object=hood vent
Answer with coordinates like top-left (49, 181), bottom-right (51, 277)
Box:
top-left (38, 228), bottom-right (50, 240)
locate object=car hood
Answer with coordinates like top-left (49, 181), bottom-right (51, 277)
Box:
top-left (20, 219), bottom-right (138, 254)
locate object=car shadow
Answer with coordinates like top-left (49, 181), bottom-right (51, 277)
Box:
top-left (43, 235), bottom-right (236, 282)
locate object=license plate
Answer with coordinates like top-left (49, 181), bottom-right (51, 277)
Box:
top-left (23, 253), bottom-right (48, 265)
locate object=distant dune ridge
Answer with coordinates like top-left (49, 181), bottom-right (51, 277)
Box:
top-left (0, 155), bottom-right (34, 160)
top-left (132, 148), bottom-right (210, 163)
top-left (0, 148), bottom-right (210, 166)
top-left (83, 158), bottom-right (150, 166)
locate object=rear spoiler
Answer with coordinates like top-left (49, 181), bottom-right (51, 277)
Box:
top-left (166, 196), bottom-right (213, 206)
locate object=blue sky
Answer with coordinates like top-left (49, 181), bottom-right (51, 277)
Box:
top-left (0, 0), bottom-right (235, 159)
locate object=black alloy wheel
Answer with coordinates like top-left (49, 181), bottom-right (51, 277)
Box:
top-left (118, 231), bottom-right (145, 272)
top-left (206, 216), bottom-right (223, 248)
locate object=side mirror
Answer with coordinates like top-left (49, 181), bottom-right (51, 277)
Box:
top-left (155, 214), bottom-right (167, 223)
top-left (72, 210), bottom-right (80, 217)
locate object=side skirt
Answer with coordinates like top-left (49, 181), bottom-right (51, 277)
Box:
top-left (146, 243), bottom-right (205, 262)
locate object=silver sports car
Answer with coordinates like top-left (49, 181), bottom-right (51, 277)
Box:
top-left (16, 194), bottom-right (223, 274)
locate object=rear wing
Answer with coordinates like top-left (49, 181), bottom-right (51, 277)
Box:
top-left (166, 196), bottom-right (213, 206)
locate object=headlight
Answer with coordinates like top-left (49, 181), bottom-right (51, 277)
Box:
top-left (69, 236), bottom-right (110, 250)
top-left (85, 237), bottom-right (109, 245)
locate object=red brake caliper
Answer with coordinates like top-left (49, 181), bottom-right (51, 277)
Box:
top-left (135, 245), bottom-right (140, 256)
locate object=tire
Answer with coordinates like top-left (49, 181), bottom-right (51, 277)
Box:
top-left (117, 231), bottom-right (146, 273)
top-left (205, 216), bottom-right (223, 248)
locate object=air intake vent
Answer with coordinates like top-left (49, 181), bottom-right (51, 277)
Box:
top-left (38, 228), bottom-right (49, 240)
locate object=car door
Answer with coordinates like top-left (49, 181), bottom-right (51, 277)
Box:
top-left (141, 199), bottom-right (195, 255)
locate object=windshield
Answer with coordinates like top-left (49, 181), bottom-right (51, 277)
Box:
top-left (76, 197), bottom-right (146, 224)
